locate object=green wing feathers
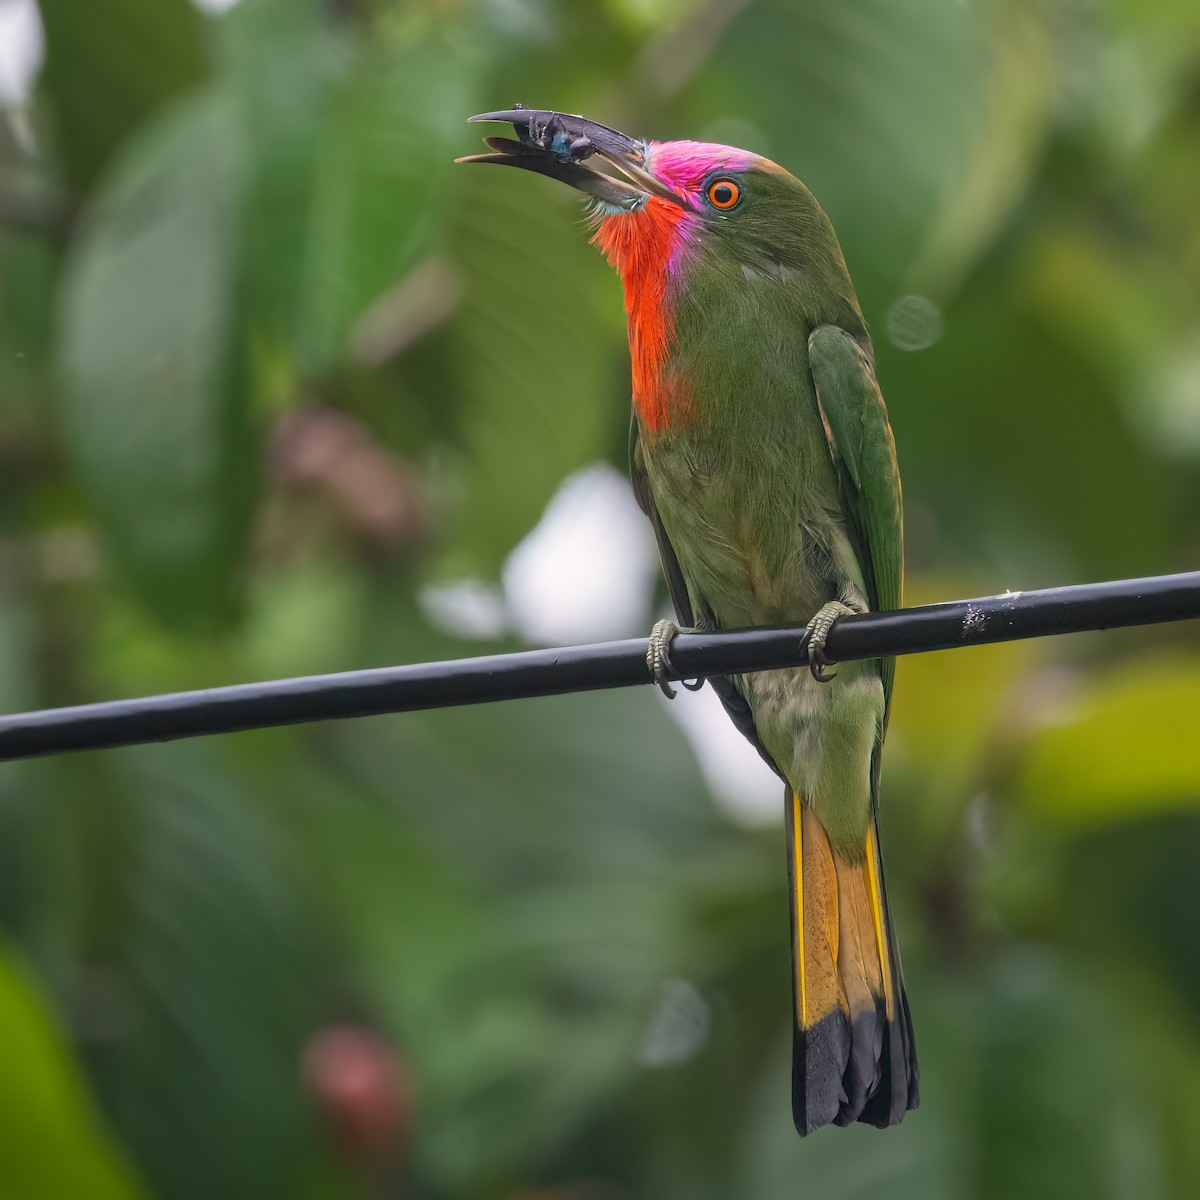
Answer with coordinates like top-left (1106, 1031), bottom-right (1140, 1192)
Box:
top-left (794, 327), bottom-right (917, 1133)
top-left (808, 326), bottom-right (903, 707)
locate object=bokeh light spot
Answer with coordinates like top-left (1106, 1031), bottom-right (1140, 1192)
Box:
top-left (637, 978), bottom-right (710, 1068)
top-left (886, 294), bottom-right (944, 352)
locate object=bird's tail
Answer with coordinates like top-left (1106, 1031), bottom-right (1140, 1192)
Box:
top-left (786, 790), bottom-right (919, 1134)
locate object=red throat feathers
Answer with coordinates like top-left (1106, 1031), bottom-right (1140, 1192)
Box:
top-left (591, 196), bottom-right (688, 433)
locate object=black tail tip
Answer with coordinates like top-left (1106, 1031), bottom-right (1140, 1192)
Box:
top-left (791, 1003), bottom-right (919, 1136)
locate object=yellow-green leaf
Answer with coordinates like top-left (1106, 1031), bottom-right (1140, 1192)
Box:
top-left (0, 946), bottom-right (144, 1199)
top-left (1016, 656), bottom-right (1200, 829)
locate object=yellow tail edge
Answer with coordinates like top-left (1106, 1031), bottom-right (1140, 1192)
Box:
top-left (786, 790), bottom-right (918, 1134)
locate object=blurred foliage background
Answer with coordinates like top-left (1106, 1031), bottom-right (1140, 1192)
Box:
top-left (1, 0), bottom-right (1200, 1196)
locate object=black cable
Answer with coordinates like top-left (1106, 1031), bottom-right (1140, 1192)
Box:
top-left (1, 571), bottom-right (1197, 762)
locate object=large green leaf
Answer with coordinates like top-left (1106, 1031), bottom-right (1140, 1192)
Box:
top-left (0, 233), bottom-right (56, 434)
top-left (1015, 656), bottom-right (1200, 830)
top-left (687, 0), bottom-right (990, 306)
top-left (0, 944), bottom-right (145, 1199)
top-left (962, 954), bottom-right (1158, 1200)
top-left (429, 167), bottom-right (619, 575)
top-left (58, 90), bottom-right (253, 630)
top-left (36, 0), bottom-right (207, 191)
top-left (1056, 813), bottom-right (1200, 1025)
top-left (87, 745), bottom-right (325, 1200)
top-left (876, 244), bottom-right (1177, 582)
top-left (227, 16), bottom-right (467, 374)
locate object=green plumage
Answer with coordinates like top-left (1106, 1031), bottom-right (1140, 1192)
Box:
top-left (633, 168), bottom-right (898, 856)
top-left (627, 162), bottom-right (917, 1133)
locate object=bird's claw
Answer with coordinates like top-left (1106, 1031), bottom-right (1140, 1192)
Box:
top-left (647, 619), bottom-right (705, 699)
top-left (802, 600), bottom-right (861, 683)
top-left (810, 649), bottom-right (837, 683)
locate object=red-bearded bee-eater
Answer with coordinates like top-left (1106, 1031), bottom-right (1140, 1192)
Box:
top-left (460, 109), bottom-right (918, 1134)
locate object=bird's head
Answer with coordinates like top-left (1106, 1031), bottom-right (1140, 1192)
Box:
top-left (460, 109), bottom-right (855, 430)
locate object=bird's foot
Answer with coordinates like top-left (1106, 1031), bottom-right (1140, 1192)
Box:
top-left (647, 619), bottom-right (706, 699)
top-left (800, 600), bottom-right (864, 683)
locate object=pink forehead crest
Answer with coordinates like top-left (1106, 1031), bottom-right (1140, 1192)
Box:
top-left (648, 141), bottom-right (758, 192)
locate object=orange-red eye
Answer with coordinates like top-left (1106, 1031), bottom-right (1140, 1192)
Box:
top-left (707, 179), bottom-right (741, 209)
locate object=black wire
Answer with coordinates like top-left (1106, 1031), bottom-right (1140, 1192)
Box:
top-left (1, 571), bottom-right (1197, 762)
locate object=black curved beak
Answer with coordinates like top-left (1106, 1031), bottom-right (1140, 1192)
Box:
top-left (457, 107), bottom-right (684, 212)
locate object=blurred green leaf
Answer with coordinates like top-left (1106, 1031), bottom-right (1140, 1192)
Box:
top-left (910, 1), bottom-right (1055, 293)
top-left (964, 953), bottom-right (1161, 1200)
top-left (0, 943), bottom-right (145, 1199)
top-left (230, 21), bottom-right (468, 374)
top-left (430, 169), bottom-right (619, 574)
top-left (58, 90), bottom-right (253, 630)
top-left (309, 682), bottom-right (722, 1190)
top-left (0, 233), bottom-right (56, 428)
top-left (1055, 813), bottom-right (1200, 1023)
top-left (89, 745), bottom-right (324, 1200)
top-left (886, 574), bottom-right (1037, 861)
top-left (693, 0), bottom-right (988, 305)
top-left (1016, 657), bottom-right (1200, 829)
top-left (878, 253), bottom-right (1178, 580)
top-left (0, 596), bottom-right (36, 930)
top-left (36, 0), bottom-right (207, 191)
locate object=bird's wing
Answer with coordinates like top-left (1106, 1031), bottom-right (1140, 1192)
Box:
top-left (628, 416), bottom-right (695, 627)
top-left (629, 417), bottom-right (786, 782)
top-left (808, 326), bottom-right (904, 709)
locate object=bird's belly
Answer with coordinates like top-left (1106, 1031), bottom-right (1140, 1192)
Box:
top-left (681, 514), bottom-right (826, 627)
top-left (645, 439), bottom-right (844, 629)
top-left (642, 424), bottom-right (883, 849)
top-left (744, 660), bottom-right (882, 854)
